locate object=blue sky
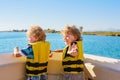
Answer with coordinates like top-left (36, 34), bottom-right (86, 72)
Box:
top-left (0, 0), bottom-right (120, 31)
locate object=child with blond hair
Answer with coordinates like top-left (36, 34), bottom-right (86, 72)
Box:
top-left (52, 25), bottom-right (85, 80)
top-left (14, 25), bottom-right (50, 80)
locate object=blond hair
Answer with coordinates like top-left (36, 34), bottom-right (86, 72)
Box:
top-left (27, 25), bottom-right (46, 41)
top-left (61, 25), bottom-right (82, 41)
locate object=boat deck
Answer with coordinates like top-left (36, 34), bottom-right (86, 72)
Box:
top-left (0, 53), bottom-right (120, 80)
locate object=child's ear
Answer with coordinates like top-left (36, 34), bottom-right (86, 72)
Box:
top-left (35, 37), bottom-right (39, 40)
top-left (74, 36), bottom-right (78, 40)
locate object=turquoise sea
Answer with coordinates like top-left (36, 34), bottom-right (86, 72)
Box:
top-left (0, 32), bottom-right (120, 59)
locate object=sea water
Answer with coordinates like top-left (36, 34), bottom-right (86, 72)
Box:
top-left (0, 32), bottom-right (120, 59)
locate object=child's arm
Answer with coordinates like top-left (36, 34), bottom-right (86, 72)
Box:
top-left (51, 49), bottom-right (63, 53)
top-left (49, 49), bottom-right (63, 57)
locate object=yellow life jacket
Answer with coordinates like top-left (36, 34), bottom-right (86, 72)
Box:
top-left (26, 41), bottom-right (50, 76)
top-left (62, 41), bottom-right (84, 74)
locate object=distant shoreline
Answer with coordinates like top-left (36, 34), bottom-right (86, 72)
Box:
top-left (0, 30), bottom-right (120, 36)
top-left (83, 31), bottom-right (120, 36)
top-left (0, 29), bottom-right (60, 33)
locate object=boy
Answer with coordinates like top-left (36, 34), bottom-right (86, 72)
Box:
top-left (14, 25), bottom-right (50, 80)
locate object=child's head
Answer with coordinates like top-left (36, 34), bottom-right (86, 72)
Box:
top-left (61, 25), bottom-right (82, 45)
top-left (27, 25), bottom-right (46, 43)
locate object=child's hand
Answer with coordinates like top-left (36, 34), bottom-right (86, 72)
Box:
top-left (69, 52), bottom-right (78, 57)
top-left (49, 53), bottom-right (53, 57)
top-left (68, 43), bottom-right (78, 57)
top-left (13, 47), bottom-right (22, 57)
top-left (14, 53), bottom-right (22, 57)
